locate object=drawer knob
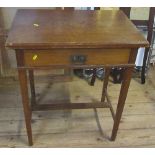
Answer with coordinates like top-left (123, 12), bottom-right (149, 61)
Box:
top-left (71, 55), bottom-right (86, 64)
top-left (32, 54), bottom-right (38, 61)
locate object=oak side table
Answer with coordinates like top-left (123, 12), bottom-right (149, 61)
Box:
top-left (6, 9), bottom-right (148, 146)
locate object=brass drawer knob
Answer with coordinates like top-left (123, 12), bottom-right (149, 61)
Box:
top-left (32, 54), bottom-right (38, 61)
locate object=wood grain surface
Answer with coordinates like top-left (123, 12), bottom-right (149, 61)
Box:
top-left (6, 9), bottom-right (149, 49)
top-left (24, 49), bottom-right (130, 67)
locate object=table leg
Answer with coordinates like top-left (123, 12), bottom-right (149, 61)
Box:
top-left (101, 68), bottom-right (111, 102)
top-left (18, 69), bottom-right (33, 146)
top-left (29, 69), bottom-right (36, 108)
top-left (111, 67), bottom-right (133, 141)
top-left (90, 68), bottom-right (96, 86)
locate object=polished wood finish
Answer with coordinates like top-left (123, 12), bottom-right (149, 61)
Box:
top-left (101, 68), bottom-right (116, 120)
top-left (28, 70), bottom-right (36, 107)
top-left (6, 9), bottom-right (148, 145)
top-left (104, 89), bottom-right (115, 121)
top-left (24, 49), bottom-right (130, 67)
top-left (101, 68), bottom-right (111, 102)
top-left (18, 69), bottom-right (33, 146)
top-left (6, 9), bottom-right (148, 49)
top-left (32, 102), bottom-right (110, 111)
top-left (111, 67), bottom-right (134, 140)
top-left (111, 48), bottom-right (138, 140)
top-left (16, 50), bottom-right (33, 146)
top-left (17, 64), bottom-right (135, 70)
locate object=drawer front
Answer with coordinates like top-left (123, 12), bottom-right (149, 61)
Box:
top-left (24, 49), bottom-right (131, 67)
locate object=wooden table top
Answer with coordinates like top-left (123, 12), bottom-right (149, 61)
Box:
top-left (6, 9), bottom-right (149, 49)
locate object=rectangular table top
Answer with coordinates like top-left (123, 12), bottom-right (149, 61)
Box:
top-left (6, 9), bottom-right (149, 49)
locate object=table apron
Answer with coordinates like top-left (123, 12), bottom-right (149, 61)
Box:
top-left (22, 49), bottom-right (131, 67)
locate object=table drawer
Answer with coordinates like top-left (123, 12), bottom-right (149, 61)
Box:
top-left (24, 49), bottom-right (131, 67)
